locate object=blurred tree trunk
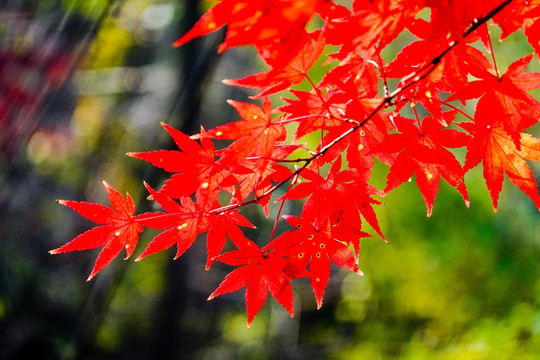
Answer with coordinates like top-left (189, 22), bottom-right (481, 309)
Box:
top-left (147, 0), bottom-right (223, 357)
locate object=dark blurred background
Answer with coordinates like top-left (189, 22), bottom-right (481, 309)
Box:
top-left (1, 1), bottom-right (540, 359)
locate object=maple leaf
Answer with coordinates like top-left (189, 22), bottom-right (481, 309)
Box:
top-left (208, 226), bottom-right (297, 327)
top-left (172, 0), bottom-right (236, 48)
top-left (370, 111), bottom-right (470, 216)
top-left (459, 96), bottom-right (540, 211)
top-left (173, 0), bottom-right (322, 68)
top-left (205, 209), bottom-right (255, 270)
top-left (385, 19), bottom-right (493, 95)
top-left (223, 27), bottom-right (327, 98)
top-left (418, 0), bottom-right (494, 42)
top-left (493, 0), bottom-right (540, 55)
top-left (271, 214), bottom-right (367, 308)
top-left (448, 54), bottom-right (540, 147)
top-left (50, 180), bottom-right (143, 281)
top-left (326, 0), bottom-right (419, 57)
top-left (316, 97), bottom-right (399, 168)
top-left (135, 183), bottom-right (203, 261)
top-left (128, 123), bottom-right (235, 201)
top-left (230, 146), bottom-right (294, 216)
top-left (321, 52), bottom-right (380, 98)
top-left (278, 157), bottom-right (385, 239)
top-left (192, 97), bottom-right (286, 166)
top-left (278, 88), bottom-right (346, 142)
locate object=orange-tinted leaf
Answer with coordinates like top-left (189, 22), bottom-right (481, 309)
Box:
top-left (461, 97), bottom-right (540, 211)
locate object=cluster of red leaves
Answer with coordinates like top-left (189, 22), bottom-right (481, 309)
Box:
top-left (52, 0), bottom-right (540, 326)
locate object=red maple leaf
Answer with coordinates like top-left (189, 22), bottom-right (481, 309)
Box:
top-left (418, 0), bottom-right (494, 42)
top-left (205, 209), bottom-right (255, 270)
top-left (208, 226), bottom-right (298, 327)
top-left (459, 96), bottom-right (540, 211)
top-left (134, 183), bottom-right (203, 261)
top-left (192, 97), bottom-right (286, 166)
top-left (223, 27), bottom-right (327, 97)
top-left (278, 88), bottom-right (346, 142)
top-left (493, 0), bottom-right (540, 55)
top-left (278, 157), bottom-right (385, 238)
top-left (271, 214), bottom-right (367, 308)
top-left (173, 0), bottom-right (322, 68)
top-left (343, 107), bottom-right (398, 168)
top-left (128, 123), bottom-right (235, 201)
top-left (370, 111), bottom-right (470, 216)
top-left (50, 180), bottom-right (143, 281)
top-left (230, 145), bottom-right (294, 216)
top-left (321, 52), bottom-right (380, 98)
top-left (326, 0), bottom-right (419, 57)
top-left (385, 18), bottom-right (493, 95)
top-left (448, 54), bottom-right (540, 147)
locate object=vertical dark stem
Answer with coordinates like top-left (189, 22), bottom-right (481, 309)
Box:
top-left (147, 0), bottom-right (223, 357)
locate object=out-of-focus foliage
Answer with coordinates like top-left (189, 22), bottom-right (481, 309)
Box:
top-left (0, 1), bottom-right (539, 359)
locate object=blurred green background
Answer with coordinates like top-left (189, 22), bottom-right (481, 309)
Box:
top-left (1, 1), bottom-right (540, 359)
